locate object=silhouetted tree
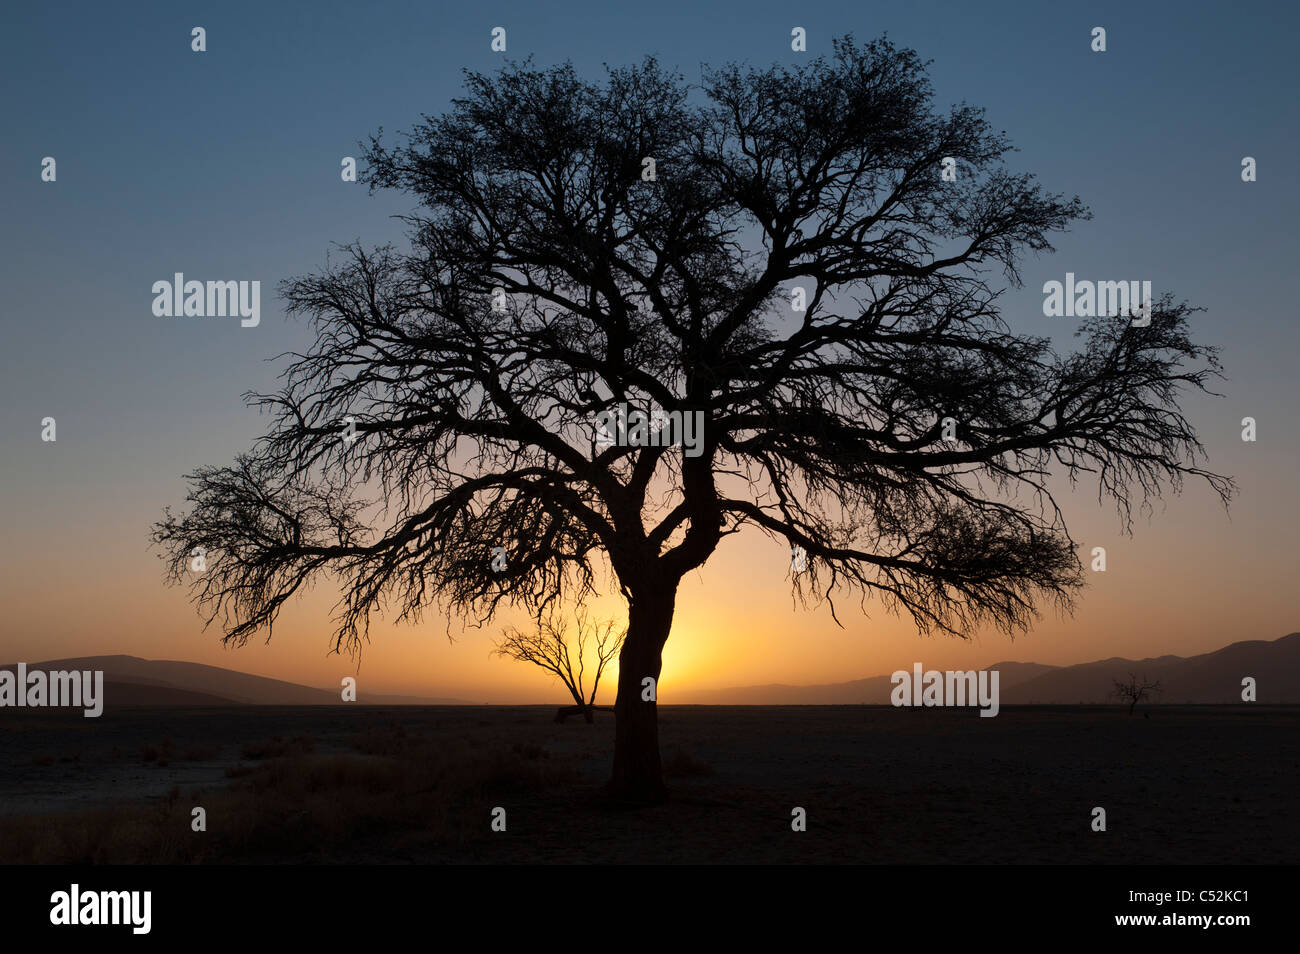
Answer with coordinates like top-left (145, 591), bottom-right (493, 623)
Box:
top-left (1112, 673), bottom-right (1163, 715)
top-left (495, 610), bottom-right (623, 723)
top-left (153, 37), bottom-right (1232, 803)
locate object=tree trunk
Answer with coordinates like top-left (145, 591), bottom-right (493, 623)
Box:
top-left (608, 588), bottom-right (676, 804)
top-left (553, 704), bottom-right (595, 724)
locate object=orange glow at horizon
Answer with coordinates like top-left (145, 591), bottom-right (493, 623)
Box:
top-left (1, 442), bottom-right (1294, 704)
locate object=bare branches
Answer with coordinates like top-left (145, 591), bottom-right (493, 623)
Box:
top-left (153, 37), bottom-right (1232, 661)
top-left (1111, 673), bottom-right (1163, 715)
top-left (494, 610), bottom-right (626, 707)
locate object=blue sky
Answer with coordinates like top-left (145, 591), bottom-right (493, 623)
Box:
top-left (1, 0), bottom-right (1296, 696)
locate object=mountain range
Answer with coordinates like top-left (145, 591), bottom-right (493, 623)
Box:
top-left (0, 656), bottom-right (463, 706)
top-left (5, 632), bottom-right (1297, 706)
top-left (672, 632), bottom-right (1300, 704)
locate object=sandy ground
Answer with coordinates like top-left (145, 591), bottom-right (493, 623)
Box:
top-left (1, 704), bottom-right (1295, 863)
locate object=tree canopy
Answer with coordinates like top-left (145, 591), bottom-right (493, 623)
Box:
top-left (154, 36), bottom-right (1232, 799)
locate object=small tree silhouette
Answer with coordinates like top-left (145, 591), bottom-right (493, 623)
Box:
top-left (1112, 673), bottom-right (1162, 715)
top-left (153, 37), bottom-right (1232, 803)
top-left (495, 611), bottom-right (624, 723)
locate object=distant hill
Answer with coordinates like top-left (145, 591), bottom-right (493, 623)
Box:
top-left (6, 633), bottom-right (1297, 707)
top-left (1002, 633), bottom-right (1300, 704)
top-left (674, 661), bottom-right (1059, 704)
top-left (96, 681), bottom-right (244, 707)
top-left (0, 656), bottom-right (464, 707)
top-left (672, 633), bottom-right (1300, 705)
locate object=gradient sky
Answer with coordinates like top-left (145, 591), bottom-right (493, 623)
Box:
top-left (2, 0), bottom-right (1297, 703)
